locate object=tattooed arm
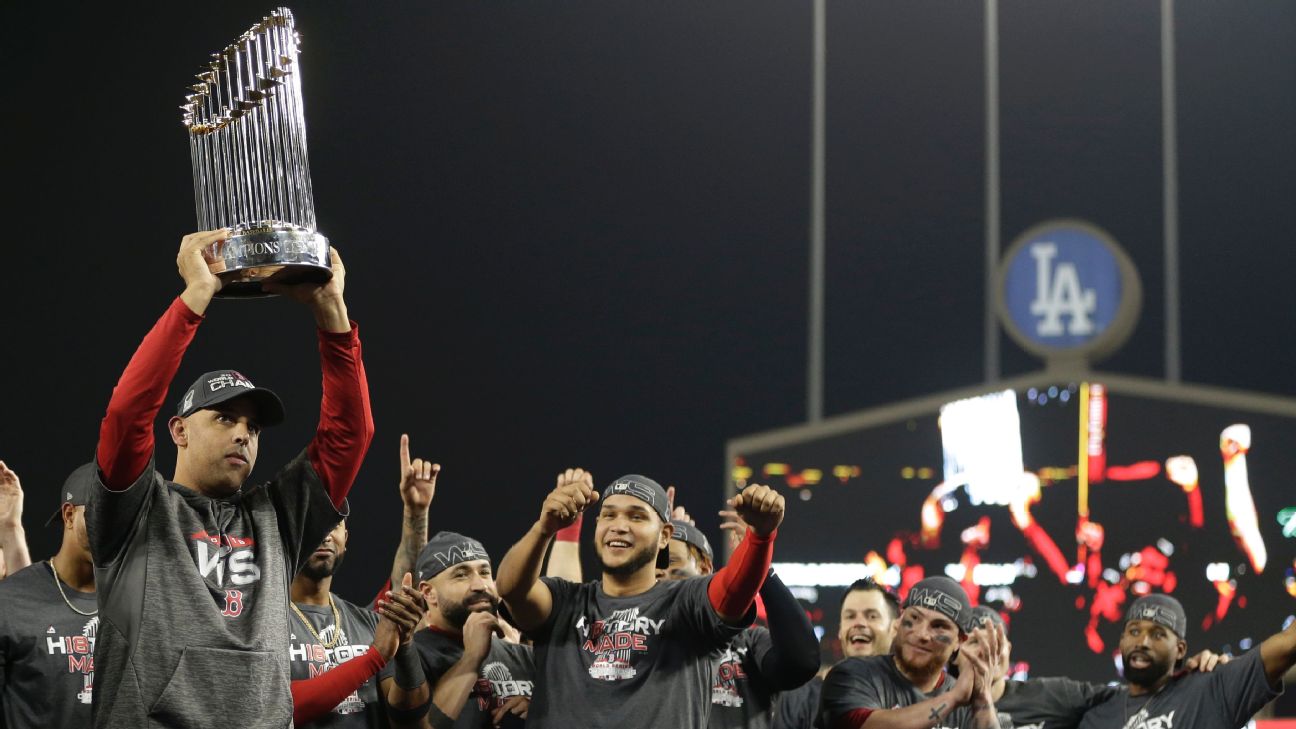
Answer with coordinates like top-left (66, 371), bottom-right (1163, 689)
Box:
top-left (390, 434), bottom-right (437, 588)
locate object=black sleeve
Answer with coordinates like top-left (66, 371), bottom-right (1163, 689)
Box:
top-left (752, 571), bottom-right (821, 690)
top-left (533, 576), bottom-right (580, 641)
top-left (266, 448), bottom-right (346, 575)
top-left (819, 659), bottom-right (886, 728)
top-left (1210, 648), bottom-right (1283, 726)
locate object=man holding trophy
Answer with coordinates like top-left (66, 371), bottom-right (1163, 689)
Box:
top-left (85, 9), bottom-right (381, 728)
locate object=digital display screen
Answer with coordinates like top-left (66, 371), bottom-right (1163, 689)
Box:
top-left (731, 381), bottom-right (1296, 681)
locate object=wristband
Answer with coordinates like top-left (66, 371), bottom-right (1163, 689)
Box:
top-left (555, 513), bottom-right (583, 542)
top-left (393, 643), bottom-right (427, 690)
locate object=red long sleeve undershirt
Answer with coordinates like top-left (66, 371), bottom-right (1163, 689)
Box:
top-left (707, 528), bottom-right (776, 618)
top-left (835, 708), bottom-right (875, 729)
top-left (290, 649), bottom-right (386, 725)
top-left (96, 296), bottom-right (374, 507)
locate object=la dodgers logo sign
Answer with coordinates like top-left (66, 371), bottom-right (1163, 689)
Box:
top-left (996, 220), bottom-right (1141, 363)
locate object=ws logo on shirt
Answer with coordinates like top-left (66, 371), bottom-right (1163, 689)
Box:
top-left (576, 607), bottom-right (664, 682)
top-left (189, 530), bottom-right (261, 586)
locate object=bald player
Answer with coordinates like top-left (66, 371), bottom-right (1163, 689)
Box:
top-left (818, 576), bottom-right (1004, 729)
top-left (89, 231), bottom-right (373, 728)
top-left (1077, 594), bottom-right (1293, 729)
top-left (497, 470), bottom-right (785, 727)
top-left (774, 579), bottom-right (900, 729)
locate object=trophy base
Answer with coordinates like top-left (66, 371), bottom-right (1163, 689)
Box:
top-left (207, 225), bottom-right (331, 298)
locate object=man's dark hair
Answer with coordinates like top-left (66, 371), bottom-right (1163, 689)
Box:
top-left (840, 577), bottom-right (901, 620)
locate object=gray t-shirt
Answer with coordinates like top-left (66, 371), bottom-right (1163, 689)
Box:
top-left (290, 595), bottom-right (386, 728)
top-left (385, 627), bottom-right (534, 728)
top-left (0, 561), bottom-right (100, 728)
top-left (86, 452), bottom-right (342, 729)
top-left (997, 677), bottom-right (1116, 729)
top-left (709, 626), bottom-right (777, 729)
top-left (1076, 649), bottom-right (1282, 729)
top-left (526, 575), bottom-right (748, 729)
top-left (818, 655), bottom-right (979, 729)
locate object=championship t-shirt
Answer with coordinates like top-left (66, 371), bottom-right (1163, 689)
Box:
top-left (996, 677), bottom-right (1115, 729)
top-left (383, 627), bottom-right (534, 728)
top-left (526, 575), bottom-right (749, 728)
top-left (86, 452), bottom-right (343, 729)
top-left (0, 561), bottom-right (100, 729)
top-left (773, 675), bottom-right (822, 729)
top-left (290, 595), bottom-right (387, 728)
top-left (1076, 649), bottom-right (1281, 729)
top-left (710, 626), bottom-right (778, 729)
top-left (818, 655), bottom-right (982, 729)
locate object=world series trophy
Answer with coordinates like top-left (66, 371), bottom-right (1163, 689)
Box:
top-left (180, 7), bottom-right (330, 297)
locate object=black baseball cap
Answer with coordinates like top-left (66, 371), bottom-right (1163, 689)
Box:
top-left (45, 463), bottom-right (96, 527)
top-left (970, 605), bottom-right (1006, 633)
top-left (416, 531), bottom-right (491, 582)
top-left (670, 519), bottom-right (714, 562)
top-left (176, 370), bottom-right (285, 426)
top-left (903, 576), bottom-right (973, 632)
top-left (1125, 594), bottom-right (1187, 640)
top-left (601, 475), bottom-right (671, 523)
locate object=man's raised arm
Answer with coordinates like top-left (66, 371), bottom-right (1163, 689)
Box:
top-left (497, 468), bottom-right (597, 631)
top-left (1260, 614), bottom-right (1296, 686)
top-left (97, 230), bottom-right (226, 489)
top-left (267, 248), bottom-right (375, 509)
top-left (707, 484), bottom-right (784, 624)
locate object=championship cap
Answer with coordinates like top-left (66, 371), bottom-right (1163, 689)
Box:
top-left (45, 463), bottom-right (96, 527)
top-left (970, 605), bottom-right (1006, 633)
top-left (601, 475), bottom-right (671, 523)
top-left (1125, 594), bottom-right (1187, 640)
top-left (670, 519), bottom-right (714, 562)
top-left (903, 576), bottom-right (972, 632)
top-left (416, 531), bottom-right (491, 582)
top-left (176, 370), bottom-right (285, 426)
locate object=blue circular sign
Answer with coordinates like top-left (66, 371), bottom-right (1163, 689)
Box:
top-left (996, 220), bottom-right (1141, 360)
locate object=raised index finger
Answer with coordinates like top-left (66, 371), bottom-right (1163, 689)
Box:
top-left (399, 434), bottom-right (412, 470)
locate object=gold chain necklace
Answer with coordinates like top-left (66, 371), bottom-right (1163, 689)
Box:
top-left (49, 560), bottom-right (97, 617)
top-left (291, 594), bottom-right (343, 650)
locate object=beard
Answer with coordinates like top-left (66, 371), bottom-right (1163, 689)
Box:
top-left (894, 642), bottom-right (948, 682)
top-left (1123, 650), bottom-right (1174, 688)
top-left (441, 590), bottom-right (500, 628)
top-left (598, 541), bottom-right (659, 578)
top-left (300, 550), bottom-right (344, 581)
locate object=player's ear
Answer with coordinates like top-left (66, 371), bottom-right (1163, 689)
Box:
top-left (659, 520), bottom-right (673, 550)
top-left (420, 581), bottom-right (438, 609)
top-left (168, 416), bottom-right (188, 447)
top-left (1176, 640), bottom-right (1187, 662)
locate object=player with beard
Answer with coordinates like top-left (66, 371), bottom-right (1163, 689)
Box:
top-left (818, 576), bottom-right (1004, 729)
top-left (497, 470), bottom-right (785, 727)
top-left (382, 531), bottom-right (535, 729)
top-left (288, 517), bottom-right (429, 728)
top-left (0, 465), bottom-right (99, 728)
top-left (774, 579), bottom-right (901, 729)
top-left (1076, 594), bottom-right (1293, 729)
top-left (664, 512), bottom-right (819, 729)
top-left (968, 603), bottom-right (1232, 729)
top-left (89, 231), bottom-right (373, 728)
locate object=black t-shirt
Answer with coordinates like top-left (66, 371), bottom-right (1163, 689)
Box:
top-left (289, 595), bottom-right (387, 728)
top-left (818, 655), bottom-right (979, 729)
top-left (526, 575), bottom-right (749, 728)
top-left (0, 561), bottom-right (100, 729)
top-left (709, 626), bottom-right (778, 729)
top-left (773, 675), bottom-right (822, 729)
top-left (1077, 649), bottom-right (1281, 729)
top-left (384, 627), bottom-right (534, 728)
top-left (996, 677), bottom-right (1115, 729)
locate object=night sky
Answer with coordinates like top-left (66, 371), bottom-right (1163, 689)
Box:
top-left (3, 1), bottom-right (1294, 608)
